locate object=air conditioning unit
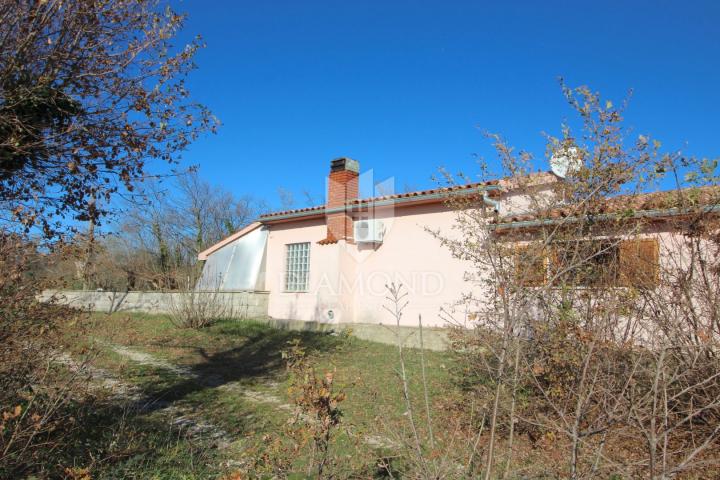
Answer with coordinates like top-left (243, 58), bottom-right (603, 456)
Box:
top-left (354, 219), bottom-right (385, 243)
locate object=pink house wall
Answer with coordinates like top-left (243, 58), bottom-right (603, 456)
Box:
top-left (265, 203), bottom-right (490, 328)
top-left (265, 217), bottom-right (345, 322)
top-left (348, 202), bottom-right (474, 327)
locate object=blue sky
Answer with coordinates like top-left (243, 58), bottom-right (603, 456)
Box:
top-left (174, 0), bottom-right (720, 210)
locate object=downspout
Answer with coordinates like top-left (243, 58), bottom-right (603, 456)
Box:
top-left (482, 189), bottom-right (501, 214)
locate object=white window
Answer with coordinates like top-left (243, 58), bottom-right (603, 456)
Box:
top-left (285, 242), bottom-right (310, 292)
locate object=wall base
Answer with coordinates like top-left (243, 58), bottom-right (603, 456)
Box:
top-left (263, 317), bottom-right (449, 351)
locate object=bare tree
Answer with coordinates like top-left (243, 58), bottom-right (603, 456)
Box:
top-left (74, 172), bottom-right (267, 291)
top-left (174, 171), bottom-right (259, 256)
top-left (277, 187), bottom-right (295, 211)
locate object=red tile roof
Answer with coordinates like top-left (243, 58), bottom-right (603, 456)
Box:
top-left (317, 235), bottom-right (339, 245)
top-left (259, 204), bottom-right (326, 219)
top-left (492, 186), bottom-right (720, 227)
top-left (258, 179), bottom-right (502, 221)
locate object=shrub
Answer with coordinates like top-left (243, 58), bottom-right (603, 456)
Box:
top-left (0, 235), bottom-right (92, 477)
top-left (167, 283), bottom-right (234, 329)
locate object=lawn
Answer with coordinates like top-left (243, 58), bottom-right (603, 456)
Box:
top-left (64, 312), bottom-right (458, 478)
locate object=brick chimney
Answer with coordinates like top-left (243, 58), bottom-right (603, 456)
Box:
top-left (320, 157), bottom-right (359, 244)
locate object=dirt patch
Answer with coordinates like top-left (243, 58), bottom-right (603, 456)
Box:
top-left (58, 350), bottom-right (232, 449)
top-left (98, 342), bottom-right (395, 451)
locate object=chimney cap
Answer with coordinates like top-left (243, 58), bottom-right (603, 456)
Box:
top-left (330, 157), bottom-right (360, 174)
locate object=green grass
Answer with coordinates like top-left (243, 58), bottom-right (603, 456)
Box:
top-left (65, 312), bottom-right (457, 478)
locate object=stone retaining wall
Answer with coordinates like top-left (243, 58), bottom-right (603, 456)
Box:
top-left (39, 290), bottom-right (270, 319)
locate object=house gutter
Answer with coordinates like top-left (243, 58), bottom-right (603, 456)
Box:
top-left (489, 204), bottom-right (720, 231)
top-left (259, 185), bottom-right (502, 223)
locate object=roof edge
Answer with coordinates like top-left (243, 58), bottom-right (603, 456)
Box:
top-left (197, 221), bottom-right (263, 260)
top-left (259, 184), bottom-right (503, 223)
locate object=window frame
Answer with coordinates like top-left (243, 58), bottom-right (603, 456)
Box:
top-left (284, 242), bottom-right (311, 292)
top-left (549, 238), bottom-right (621, 287)
top-left (513, 237), bottom-right (659, 289)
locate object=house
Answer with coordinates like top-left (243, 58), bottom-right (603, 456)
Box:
top-left (197, 157), bottom-right (719, 329)
top-left (197, 157), bottom-right (557, 327)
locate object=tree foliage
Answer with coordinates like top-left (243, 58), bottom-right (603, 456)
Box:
top-left (0, 0), bottom-right (217, 238)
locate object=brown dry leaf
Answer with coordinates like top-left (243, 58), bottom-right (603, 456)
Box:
top-left (220, 472), bottom-right (244, 480)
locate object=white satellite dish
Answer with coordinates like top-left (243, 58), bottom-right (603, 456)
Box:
top-left (550, 146), bottom-right (582, 179)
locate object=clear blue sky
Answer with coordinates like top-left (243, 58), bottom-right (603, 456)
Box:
top-left (174, 0), bottom-right (720, 210)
